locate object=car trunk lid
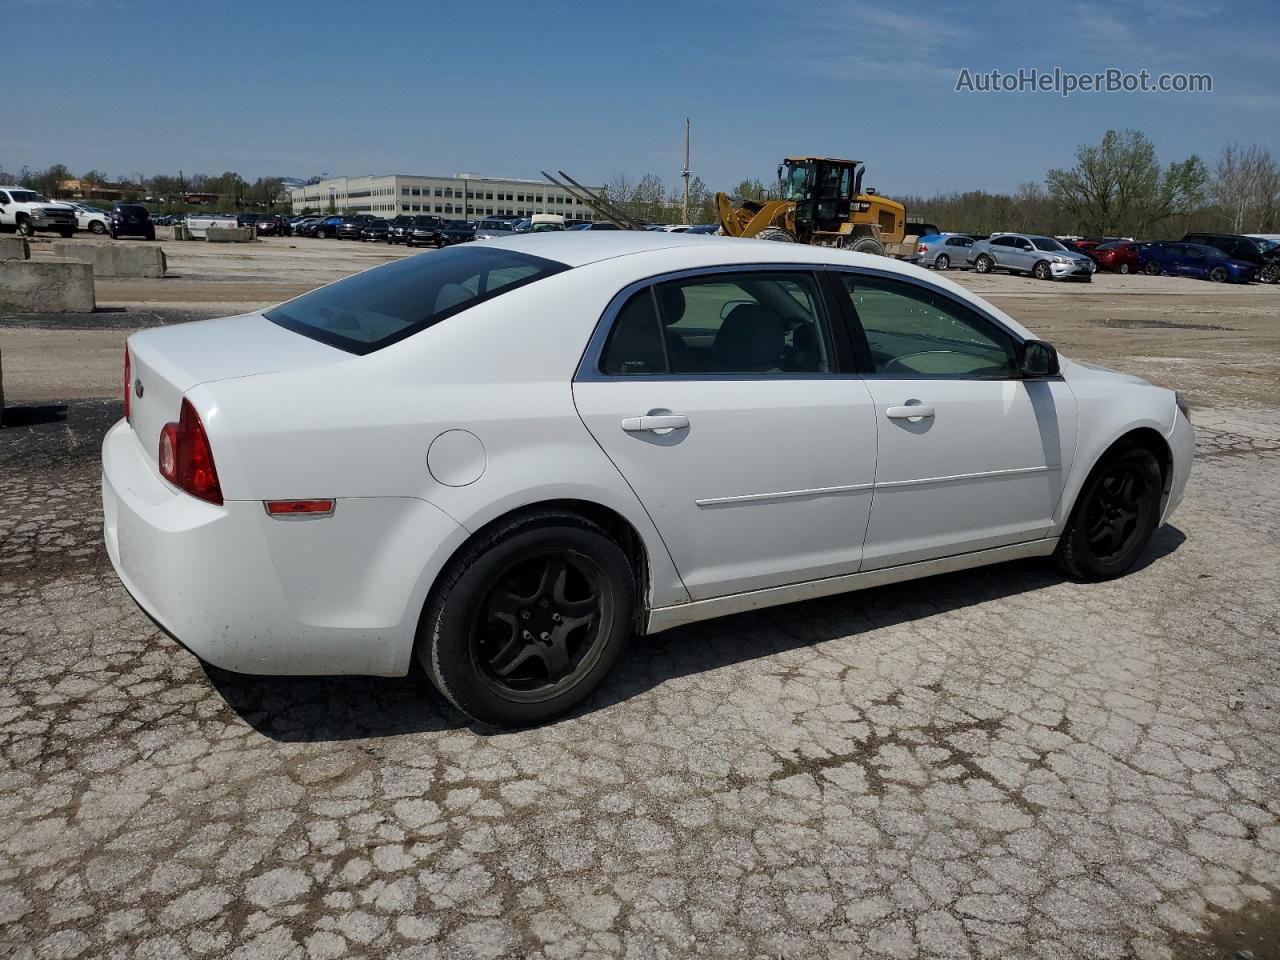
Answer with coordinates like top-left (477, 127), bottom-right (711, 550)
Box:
top-left (126, 312), bottom-right (345, 474)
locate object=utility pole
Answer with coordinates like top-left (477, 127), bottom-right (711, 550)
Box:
top-left (682, 118), bottom-right (690, 225)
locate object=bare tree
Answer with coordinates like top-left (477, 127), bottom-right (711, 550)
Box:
top-left (1212, 144), bottom-right (1279, 233)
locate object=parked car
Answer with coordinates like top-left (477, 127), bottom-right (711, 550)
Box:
top-left (110, 203), bottom-right (156, 240)
top-left (310, 216), bottom-right (346, 239)
top-left (69, 202), bottom-right (112, 235)
top-left (916, 233), bottom-right (975, 270)
top-left (970, 234), bottom-right (1095, 280)
top-left (360, 219), bottom-right (391, 242)
top-left (104, 233), bottom-right (1193, 726)
top-left (474, 218), bottom-right (517, 241)
top-left (337, 216), bottom-right (373, 240)
top-left (255, 215), bottom-right (287, 237)
top-left (1090, 241), bottom-right (1143, 274)
top-left (1182, 233), bottom-right (1279, 284)
top-left (0, 186), bottom-right (78, 237)
top-left (405, 216), bottom-right (445, 248)
top-left (684, 224), bottom-right (721, 235)
top-left (437, 219), bottom-right (476, 245)
top-left (1139, 242), bottom-right (1257, 282)
top-left (290, 217), bottom-right (321, 237)
top-left (387, 215), bottom-right (415, 244)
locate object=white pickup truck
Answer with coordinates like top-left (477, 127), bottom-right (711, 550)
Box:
top-left (0, 186), bottom-right (78, 237)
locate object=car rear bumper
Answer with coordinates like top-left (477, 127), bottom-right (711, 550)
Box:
top-left (101, 419), bottom-right (469, 677)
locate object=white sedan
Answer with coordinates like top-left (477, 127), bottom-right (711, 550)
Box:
top-left (102, 233), bottom-right (1194, 725)
top-left (69, 202), bottom-right (111, 234)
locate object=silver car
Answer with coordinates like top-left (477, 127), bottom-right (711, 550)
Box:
top-left (970, 233), bottom-right (1096, 281)
top-left (917, 233), bottom-right (976, 270)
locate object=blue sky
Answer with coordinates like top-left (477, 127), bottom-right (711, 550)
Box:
top-left (8, 0), bottom-right (1277, 196)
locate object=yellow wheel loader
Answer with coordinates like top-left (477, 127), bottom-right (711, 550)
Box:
top-left (715, 156), bottom-right (915, 257)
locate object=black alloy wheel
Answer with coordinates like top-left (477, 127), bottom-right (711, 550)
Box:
top-left (418, 511), bottom-right (635, 726)
top-left (472, 552), bottom-right (606, 701)
top-left (1056, 446), bottom-right (1162, 580)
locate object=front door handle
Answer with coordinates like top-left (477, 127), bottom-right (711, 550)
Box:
top-left (886, 405), bottom-right (935, 420)
top-left (622, 414), bottom-right (689, 433)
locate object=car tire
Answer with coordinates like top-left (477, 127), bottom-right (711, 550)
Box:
top-left (1118, 263), bottom-right (1130, 275)
top-left (1144, 261), bottom-right (1163, 276)
top-left (849, 236), bottom-right (886, 256)
top-left (89, 221), bottom-right (107, 234)
top-left (1033, 260), bottom-right (1052, 281)
top-left (1055, 445), bottom-right (1163, 581)
top-left (974, 254), bottom-right (994, 274)
top-left (1261, 263), bottom-right (1280, 284)
top-left (1208, 266), bottom-right (1228, 283)
top-left (58, 227), bottom-right (75, 238)
top-left (16, 217), bottom-right (33, 238)
top-left (417, 510), bottom-right (635, 727)
top-left (754, 226), bottom-right (798, 243)
top-left (934, 254), bottom-right (950, 271)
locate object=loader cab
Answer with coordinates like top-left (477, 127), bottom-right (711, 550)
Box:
top-left (780, 157), bottom-right (864, 240)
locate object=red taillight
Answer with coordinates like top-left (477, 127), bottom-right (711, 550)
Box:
top-left (918, 243), bottom-right (928, 253)
top-left (157, 398), bottom-right (223, 505)
top-left (123, 347), bottom-right (131, 421)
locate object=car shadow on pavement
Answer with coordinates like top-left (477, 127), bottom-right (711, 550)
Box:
top-left (579, 525), bottom-right (1187, 722)
top-left (204, 665), bottom-right (463, 742)
top-left (204, 526), bottom-right (1185, 740)
top-left (1, 404), bottom-right (67, 428)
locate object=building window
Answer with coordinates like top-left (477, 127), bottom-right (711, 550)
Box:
top-left (401, 204), bottom-right (410, 211)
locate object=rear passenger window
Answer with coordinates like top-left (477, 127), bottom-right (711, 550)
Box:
top-left (657, 272), bottom-right (831, 374)
top-left (601, 289), bottom-right (665, 375)
top-left (600, 272), bottom-right (834, 376)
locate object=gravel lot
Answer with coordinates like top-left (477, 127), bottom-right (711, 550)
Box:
top-left (1, 236), bottom-right (1277, 959)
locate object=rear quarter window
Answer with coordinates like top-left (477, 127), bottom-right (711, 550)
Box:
top-left (265, 246), bottom-right (568, 354)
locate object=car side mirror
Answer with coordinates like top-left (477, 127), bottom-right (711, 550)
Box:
top-left (1020, 339), bottom-right (1059, 378)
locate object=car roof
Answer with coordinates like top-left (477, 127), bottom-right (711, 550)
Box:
top-left (467, 232), bottom-right (1039, 341)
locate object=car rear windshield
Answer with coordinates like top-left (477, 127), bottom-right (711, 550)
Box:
top-left (266, 246), bottom-right (569, 354)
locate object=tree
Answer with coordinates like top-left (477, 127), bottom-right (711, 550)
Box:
top-left (686, 175), bottom-right (715, 224)
top-left (1212, 144), bottom-right (1279, 233)
top-left (1046, 129), bottom-right (1206, 236)
top-left (730, 178), bottom-right (769, 202)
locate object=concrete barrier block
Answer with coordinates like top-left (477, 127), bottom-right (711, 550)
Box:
top-left (206, 227), bottom-right (256, 243)
top-left (49, 241), bottom-right (167, 278)
top-left (0, 259), bottom-right (95, 313)
top-left (0, 236), bottom-right (30, 261)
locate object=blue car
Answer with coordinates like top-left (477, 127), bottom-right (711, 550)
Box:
top-left (1139, 242), bottom-right (1257, 282)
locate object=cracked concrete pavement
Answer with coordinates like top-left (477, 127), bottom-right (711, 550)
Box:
top-left (1, 239), bottom-right (1277, 959)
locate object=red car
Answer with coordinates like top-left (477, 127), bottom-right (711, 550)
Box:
top-left (1091, 240), bottom-right (1142, 274)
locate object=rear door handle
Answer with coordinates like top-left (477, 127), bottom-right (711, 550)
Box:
top-left (886, 405), bottom-right (935, 420)
top-left (622, 414), bottom-right (689, 433)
